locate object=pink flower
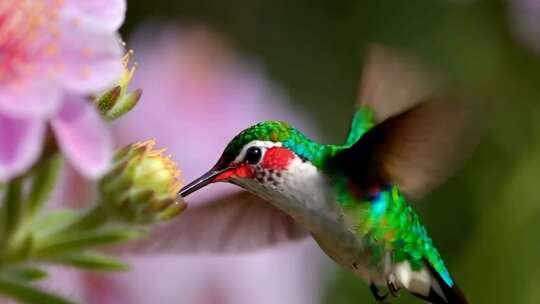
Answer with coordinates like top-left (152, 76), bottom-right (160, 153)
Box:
top-left (42, 24), bottom-right (328, 303)
top-left (0, 0), bottom-right (126, 180)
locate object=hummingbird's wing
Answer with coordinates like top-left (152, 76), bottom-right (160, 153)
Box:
top-left (347, 43), bottom-right (444, 149)
top-left (333, 98), bottom-right (474, 199)
top-left (356, 44), bottom-right (441, 123)
top-left (118, 191), bottom-right (309, 255)
top-left (334, 45), bottom-right (477, 198)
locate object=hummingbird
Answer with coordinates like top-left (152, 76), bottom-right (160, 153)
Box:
top-left (176, 45), bottom-right (471, 304)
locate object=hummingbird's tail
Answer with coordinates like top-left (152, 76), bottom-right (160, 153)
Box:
top-left (408, 262), bottom-right (468, 304)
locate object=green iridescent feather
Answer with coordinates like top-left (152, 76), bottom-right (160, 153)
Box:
top-left (224, 109), bottom-right (374, 167)
top-left (345, 108), bottom-right (375, 147)
top-left (224, 120), bottom-right (335, 167)
top-left (359, 186), bottom-right (453, 286)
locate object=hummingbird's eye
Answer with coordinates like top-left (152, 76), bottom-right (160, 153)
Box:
top-left (244, 146), bottom-right (262, 164)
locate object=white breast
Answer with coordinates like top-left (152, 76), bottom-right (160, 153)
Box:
top-left (235, 156), bottom-right (338, 225)
top-left (234, 156), bottom-right (381, 282)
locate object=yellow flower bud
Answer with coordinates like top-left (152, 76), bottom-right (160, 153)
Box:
top-left (99, 140), bottom-right (186, 224)
top-left (95, 50), bottom-right (142, 120)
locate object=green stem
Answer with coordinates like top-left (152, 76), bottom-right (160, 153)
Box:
top-left (26, 154), bottom-right (62, 219)
top-left (61, 205), bottom-right (109, 232)
top-left (0, 154), bottom-right (63, 267)
top-left (0, 276), bottom-right (75, 304)
top-left (2, 178), bottom-right (23, 240)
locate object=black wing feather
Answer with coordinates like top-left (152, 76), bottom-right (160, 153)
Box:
top-left (411, 262), bottom-right (468, 304)
top-left (327, 99), bottom-right (474, 199)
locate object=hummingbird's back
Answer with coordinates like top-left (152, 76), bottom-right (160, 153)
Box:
top-left (320, 101), bottom-right (470, 303)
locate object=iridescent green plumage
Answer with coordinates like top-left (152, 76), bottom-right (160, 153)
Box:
top-left (353, 186), bottom-right (452, 286)
top-left (332, 109), bottom-right (453, 287)
top-left (224, 108), bottom-right (375, 167)
top-left (224, 108), bottom-right (453, 288)
top-left (223, 120), bottom-right (332, 167)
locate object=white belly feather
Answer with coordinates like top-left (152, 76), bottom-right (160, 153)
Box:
top-left (235, 155), bottom-right (434, 297)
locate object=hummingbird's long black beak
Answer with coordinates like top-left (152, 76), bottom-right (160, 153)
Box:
top-left (178, 167), bottom-right (231, 198)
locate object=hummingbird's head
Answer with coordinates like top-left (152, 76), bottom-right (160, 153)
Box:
top-left (179, 121), bottom-right (327, 204)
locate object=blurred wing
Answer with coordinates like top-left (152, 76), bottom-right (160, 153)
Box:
top-left (334, 44), bottom-right (477, 198)
top-left (357, 44), bottom-right (441, 123)
top-left (121, 191), bottom-right (309, 255)
top-left (332, 99), bottom-right (474, 199)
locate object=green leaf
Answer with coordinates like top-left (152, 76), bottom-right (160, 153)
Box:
top-left (51, 252), bottom-right (130, 271)
top-left (105, 89), bottom-right (142, 120)
top-left (95, 85), bottom-right (121, 114)
top-left (35, 228), bottom-right (144, 257)
top-left (0, 276), bottom-right (75, 304)
top-left (26, 154), bottom-right (62, 218)
top-left (2, 266), bottom-right (48, 282)
top-left (2, 178), bottom-right (23, 238)
top-left (31, 210), bottom-right (79, 237)
top-left (3, 234), bottom-right (35, 263)
top-left (60, 206), bottom-right (109, 232)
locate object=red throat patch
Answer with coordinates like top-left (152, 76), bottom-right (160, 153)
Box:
top-left (261, 147), bottom-right (294, 170)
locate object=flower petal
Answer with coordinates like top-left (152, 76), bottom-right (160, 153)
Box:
top-left (39, 267), bottom-right (83, 300)
top-left (49, 26), bottom-right (124, 94)
top-left (60, 0), bottom-right (127, 32)
top-left (0, 80), bottom-right (61, 118)
top-left (0, 112), bottom-right (45, 181)
top-left (51, 97), bottom-right (112, 179)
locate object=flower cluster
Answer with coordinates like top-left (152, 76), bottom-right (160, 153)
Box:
top-left (0, 2), bottom-right (186, 304)
top-left (0, 0), bottom-right (125, 180)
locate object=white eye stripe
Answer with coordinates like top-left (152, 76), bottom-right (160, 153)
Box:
top-left (234, 140), bottom-right (282, 163)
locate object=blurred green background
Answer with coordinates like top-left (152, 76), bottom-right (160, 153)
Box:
top-left (122, 1), bottom-right (540, 303)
